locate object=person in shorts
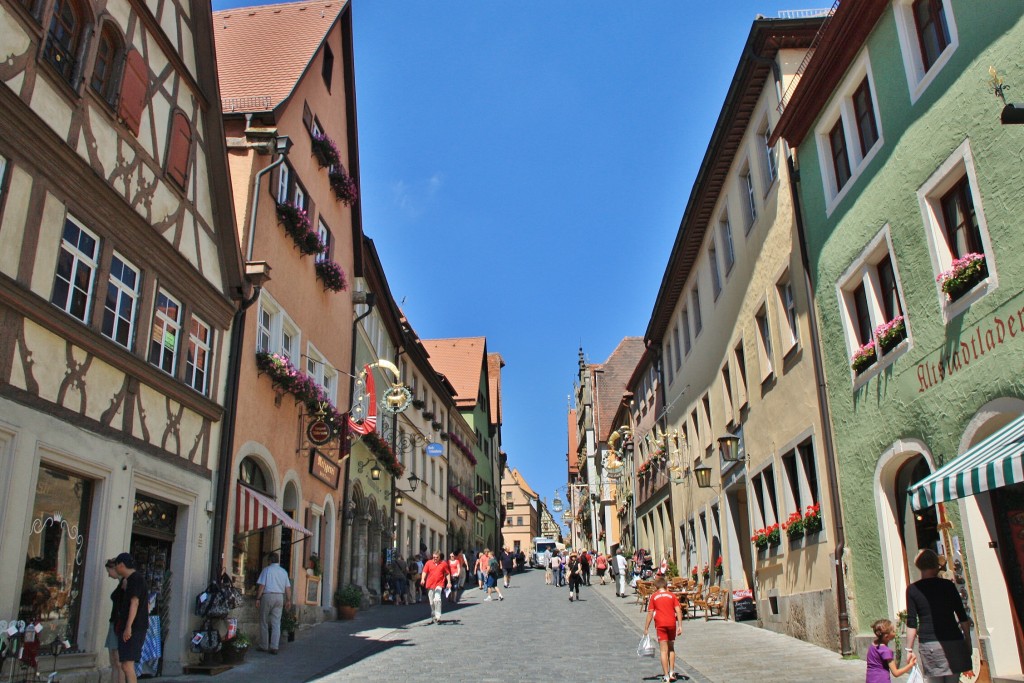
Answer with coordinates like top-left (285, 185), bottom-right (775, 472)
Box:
top-left (484, 548), bottom-right (504, 601)
top-left (643, 576), bottom-right (683, 683)
top-left (105, 559), bottom-right (125, 683)
top-left (113, 552), bottom-right (149, 683)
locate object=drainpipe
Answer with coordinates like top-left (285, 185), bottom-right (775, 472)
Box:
top-left (785, 150), bottom-right (853, 656)
top-left (208, 135), bottom-right (289, 583)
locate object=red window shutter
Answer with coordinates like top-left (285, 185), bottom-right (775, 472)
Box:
top-left (166, 111), bottom-right (192, 188)
top-left (118, 49), bottom-right (148, 136)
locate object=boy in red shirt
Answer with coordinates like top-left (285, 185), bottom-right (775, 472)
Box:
top-left (643, 576), bottom-right (684, 683)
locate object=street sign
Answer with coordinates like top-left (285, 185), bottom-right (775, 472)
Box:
top-left (426, 442), bottom-right (443, 457)
top-left (307, 418), bottom-right (333, 445)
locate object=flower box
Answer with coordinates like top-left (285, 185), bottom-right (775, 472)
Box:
top-left (329, 167), bottom-right (358, 206)
top-left (937, 253), bottom-right (987, 301)
top-left (850, 341), bottom-right (877, 374)
top-left (803, 503), bottom-right (823, 534)
top-left (783, 511), bottom-right (805, 539)
top-left (310, 133), bottom-right (341, 169)
top-left (276, 202), bottom-right (325, 256)
top-left (314, 259), bottom-right (348, 292)
top-left (431, 420), bottom-right (442, 431)
top-left (875, 316), bottom-right (906, 354)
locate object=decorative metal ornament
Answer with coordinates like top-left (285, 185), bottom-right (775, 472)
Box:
top-left (380, 384), bottom-right (412, 415)
top-left (348, 365), bottom-right (377, 435)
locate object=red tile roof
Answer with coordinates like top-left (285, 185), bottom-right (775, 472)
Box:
top-left (511, 468), bottom-right (538, 499)
top-left (592, 337), bottom-right (645, 443)
top-left (213, 1), bottom-right (346, 112)
top-left (420, 337), bottom-right (487, 410)
top-left (487, 353), bottom-right (504, 427)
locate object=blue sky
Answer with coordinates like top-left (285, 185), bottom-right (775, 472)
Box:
top-left (213, 0), bottom-right (831, 527)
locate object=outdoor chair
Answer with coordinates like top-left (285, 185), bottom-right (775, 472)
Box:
top-left (705, 585), bottom-right (724, 620)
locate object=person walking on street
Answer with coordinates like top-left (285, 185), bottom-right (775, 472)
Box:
top-left (595, 552), bottom-right (608, 585)
top-left (904, 549), bottom-right (973, 682)
top-left (613, 548), bottom-right (629, 597)
top-left (447, 552), bottom-right (463, 603)
top-left (543, 549), bottom-right (553, 585)
top-left (551, 551), bottom-right (563, 587)
top-left (581, 550), bottom-right (592, 586)
top-left (501, 547), bottom-right (514, 588)
top-left (420, 550), bottom-right (452, 623)
top-left (567, 552), bottom-right (583, 601)
top-left (113, 553), bottom-right (149, 683)
top-left (255, 552), bottom-right (292, 655)
top-left (474, 551), bottom-right (488, 591)
top-left (867, 618), bottom-right (917, 682)
top-left (104, 558), bottom-right (125, 683)
top-left (643, 576), bottom-right (684, 682)
top-left (484, 548), bottom-right (505, 601)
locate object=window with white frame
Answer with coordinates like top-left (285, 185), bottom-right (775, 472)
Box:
top-left (782, 439), bottom-right (820, 517)
top-left (681, 308), bottom-right (692, 355)
top-left (760, 118), bottom-right (778, 191)
top-left (709, 239), bottom-right (722, 299)
top-left (101, 253), bottom-right (140, 348)
top-left (775, 273), bottom-right (799, 356)
top-left (316, 219), bottom-right (331, 262)
top-left (751, 465), bottom-right (778, 529)
top-left (837, 227), bottom-right (910, 372)
top-left (277, 165), bottom-right (290, 204)
top-left (691, 286), bottom-right (702, 337)
top-left (741, 165), bottom-right (757, 231)
top-left (51, 217), bottom-right (99, 322)
top-left (185, 315), bottom-right (212, 394)
top-left (755, 305), bottom-right (774, 382)
top-left (293, 185), bottom-right (306, 211)
top-left (148, 290), bottom-right (182, 375)
top-left (814, 54), bottom-right (883, 213)
top-left (256, 294), bottom-right (300, 361)
top-left (719, 213), bottom-right (735, 275)
top-left (305, 344), bottom-right (337, 404)
top-left (893, 0), bottom-right (958, 102)
top-left (672, 323), bottom-right (682, 372)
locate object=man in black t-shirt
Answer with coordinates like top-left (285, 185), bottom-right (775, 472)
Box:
top-left (114, 552), bottom-right (149, 683)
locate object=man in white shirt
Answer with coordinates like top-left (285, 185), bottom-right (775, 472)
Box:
top-left (255, 553), bottom-right (292, 654)
top-left (613, 548), bottom-right (629, 598)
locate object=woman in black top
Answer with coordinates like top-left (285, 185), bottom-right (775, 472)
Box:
top-left (567, 553), bottom-right (583, 602)
top-left (105, 559), bottom-right (125, 683)
top-left (905, 549), bottom-right (972, 682)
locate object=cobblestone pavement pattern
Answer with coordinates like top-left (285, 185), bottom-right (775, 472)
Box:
top-left (168, 569), bottom-right (865, 683)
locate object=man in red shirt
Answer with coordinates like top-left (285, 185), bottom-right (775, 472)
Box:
top-left (643, 576), bottom-right (684, 682)
top-left (420, 550), bottom-right (452, 624)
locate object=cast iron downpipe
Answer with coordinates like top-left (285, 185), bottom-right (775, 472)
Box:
top-left (208, 150), bottom-right (287, 582)
top-left (785, 151), bottom-right (853, 656)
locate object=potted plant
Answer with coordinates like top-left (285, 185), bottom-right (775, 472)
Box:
top-left (766, 523), bottom-right (781, 547)
top-left (875, 315), bottom-right (906, 354)
top-left (937, 252), bottom-right (987, 301)
top-left (329, 166), bottom-right (358, 205)
top-left (280, 606), bottom-right (298, 642)
top-left (335, 584), bottom-right (362, 620)
top-left (783, 511), bottom-right (805, 540)
top-left (850, 341), bottom-right (877, 374)
top-left (803, 503), bottom-right (823, 535)
top-left (310, 133), bottom-right (341, 169)
top-left (314, 259), bottom-right (348, 292)
top-left (221, 632), bottom-right (250, 664)
top-left (701, 563), bottom-right (710, 583)
top-left (307, 553), bottom-right (321, 577)
top-left (690, 565), bottom-right (699, 581)
top-left (714, 556), bottom-right (723, 579)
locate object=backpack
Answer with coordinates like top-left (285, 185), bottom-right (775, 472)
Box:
top-left (488, 556), bottom-right (499, 573)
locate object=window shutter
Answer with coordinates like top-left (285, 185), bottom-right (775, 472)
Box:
top-left (304, 508), bottom-right (313, 565)
top-left (118, 48), bottom-right (148, 136)
top-left (302, 102), bottom-right (313, 133)
top-left (166, 111), bottom-right (191, 188)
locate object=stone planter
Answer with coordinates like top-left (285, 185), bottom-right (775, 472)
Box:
top-left (220, 646), bottom-right (248, 665)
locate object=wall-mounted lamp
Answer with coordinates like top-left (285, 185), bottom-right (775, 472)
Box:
top-left (390, 474), bottom-right (420, 506)
top-left (693, 464), bottom-right (718, 490)
top-left (718, 434), bottom-right (748, 463)
top-left (370, 465), bottom-right (381, 481)
top-left (274, 135), bottom-right (293, 155)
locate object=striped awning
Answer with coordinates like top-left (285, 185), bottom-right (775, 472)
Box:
top-left (909, 413), bottom-right (1024, 511)
top-left (235, 483), bottom-right (311, 536)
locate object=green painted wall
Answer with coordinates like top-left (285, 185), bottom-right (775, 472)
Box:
top-left (793, 2), bottom-right (1024, 632)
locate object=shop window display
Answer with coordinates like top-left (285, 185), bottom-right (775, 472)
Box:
top-left (18, 465), bottom-right (94, 647)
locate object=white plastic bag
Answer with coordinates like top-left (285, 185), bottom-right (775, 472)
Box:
top-left (637, 634), bottom-right (656, 657)
top-left (906, 665), bottom-right (923, 683)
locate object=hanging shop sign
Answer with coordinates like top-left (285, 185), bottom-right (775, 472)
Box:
top-left (473, 493), bottom-right (485, 507)
top-left (307, 418), bottom-right (334, 446)
top-left (426, 442), bottom-right (444, 457)
top-left (310, 449), bottom-right (340, 489)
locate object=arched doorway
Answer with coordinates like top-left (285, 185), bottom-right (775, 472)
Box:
top-left (236, 456), bottom-right (274, 592)
top-left (322, 499), bottom-right (335, 609)
top-left (875, 443), bottom-right (938, 617)
top-left (282, 481), bottom-right (300, 577)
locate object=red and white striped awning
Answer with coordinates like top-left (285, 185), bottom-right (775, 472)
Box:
top-left (235, 483), bottom-right (311, 536)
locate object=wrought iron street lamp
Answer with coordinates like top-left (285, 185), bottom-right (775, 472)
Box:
top-left (693, 464), bottom-right (717, 490)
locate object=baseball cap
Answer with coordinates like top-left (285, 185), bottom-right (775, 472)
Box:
top-left (114, 552), bottom-right (135, 568)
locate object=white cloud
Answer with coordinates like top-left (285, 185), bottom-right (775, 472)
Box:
top-left (391, 173), bottom-right (444, 217)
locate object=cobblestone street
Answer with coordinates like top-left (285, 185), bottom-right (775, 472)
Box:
top-left (169, 569), bottom-right (865, 682)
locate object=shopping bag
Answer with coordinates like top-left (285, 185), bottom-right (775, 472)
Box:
top-left (906, 665), bottom-right (923, 683)
top-left (637, 634), bottom-right (656, 657)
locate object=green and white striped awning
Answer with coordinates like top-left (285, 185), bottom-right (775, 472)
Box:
top-left (909, 413), bottom-right (1024, 511)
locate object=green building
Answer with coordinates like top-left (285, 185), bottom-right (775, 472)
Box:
top-left (775, 0), bottom-right (1024, 676)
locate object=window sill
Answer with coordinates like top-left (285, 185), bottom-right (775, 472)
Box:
top-left (940, 277), bottom-right (993, 324)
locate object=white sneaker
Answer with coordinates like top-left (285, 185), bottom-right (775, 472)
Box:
top-left (484, 596), bottom-right (492, 601)
top-left (498, 595), bottom-right (504, 601)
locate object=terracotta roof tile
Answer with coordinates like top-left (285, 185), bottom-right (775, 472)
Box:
top-left (512, 468), bottom-right (538, 499)
top-left (214, 0), bottom-right (346, 112)
top-left (592, 337), bottom-right (645, 443)
top-left (420, 337), bottom-right (486, 410)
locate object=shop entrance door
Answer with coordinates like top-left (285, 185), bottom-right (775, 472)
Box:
top-left (991, 483), bottom-right (1024, 669)
top-left (130, 494), bottom-right (178, 677)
